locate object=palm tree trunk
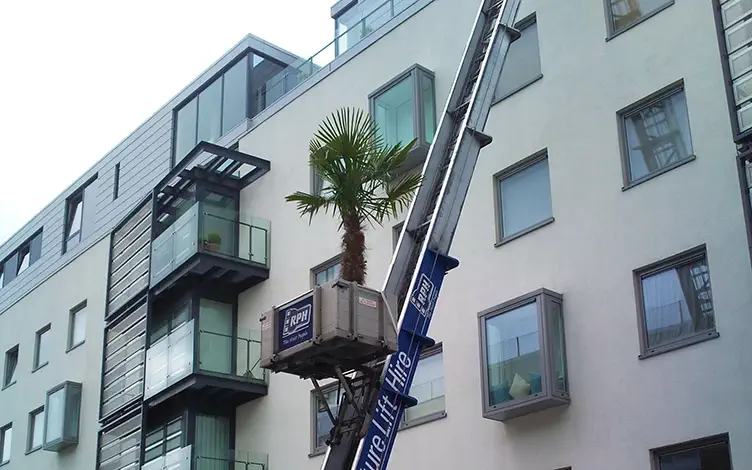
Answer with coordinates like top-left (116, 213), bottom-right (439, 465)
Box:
top-left (341, 213), bottom-right (367, 284)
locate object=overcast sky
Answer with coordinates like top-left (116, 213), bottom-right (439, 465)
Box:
top-left (0, 0), bottom-right (333, 245)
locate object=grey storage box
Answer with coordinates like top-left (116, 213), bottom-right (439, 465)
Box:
top-left (260, 279), bottom-right (397, 379)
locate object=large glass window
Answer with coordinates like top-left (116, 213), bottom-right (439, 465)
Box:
top-left (198, 299), bottom-right (233, 375)
top-left (175, 97), bottom-right (198, 163)
top-left (635, 246), bottom-right (717, 357)
top-left (620, 84), bottom-right (694, 185)
top-left (150, 300), bottom-right (190, 345)
top-left (495, 151), bottom-right (553, 242)
top-left (222, 58), bottom-right (248, 135)
top-left (495, 14), bottom-right (542, 101)
top-left (197, 80), bottom-right (222, 144)
top-left (607, 0), bottom-right (673, 35)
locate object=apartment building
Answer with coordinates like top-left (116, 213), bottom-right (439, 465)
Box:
top-left (0, 0), bottom-right (750, 469)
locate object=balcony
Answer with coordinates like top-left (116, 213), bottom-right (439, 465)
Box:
top-left (144, 318), bottom-right (267, 407)
top-left (150, 200), bottom-right (270, 296)
top-left (141, 445), bottom-right (268, 470)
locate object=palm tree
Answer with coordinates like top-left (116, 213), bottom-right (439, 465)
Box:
top-left (286, 107), bottom-right (423, 285)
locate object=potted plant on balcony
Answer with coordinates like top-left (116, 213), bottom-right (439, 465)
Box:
top-left (285, 107), bottom-right (423, 285)
top-left (203, 232), bottom-right (222, 252)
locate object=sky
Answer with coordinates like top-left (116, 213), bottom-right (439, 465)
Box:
top-left (0, 0), bottom-right (334, 245)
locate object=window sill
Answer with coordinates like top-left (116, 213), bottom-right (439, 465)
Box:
top-left (309, 448), bottom-right (327, 458)
top-left (638, 330), bottom-right (720, 360)
top-left (495, 217), bottom-right (555, 247)
top-left (25, 445), bottom-right (42, 455)
top-left (1, 381), bottom-right (15, 391)
top-left (492, 74), bottom-right (543, 105)
top-left (66, 340), bottom-right (85, 353)
top-left (31, 361), bottom-right (49, 373)
top-left (605, 1), bottom-right (675, 42)
top-left (622, 155), bottom-right (696, 191)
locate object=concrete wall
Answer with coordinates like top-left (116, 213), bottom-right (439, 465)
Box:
top-left (0, 238), bottom-right (109, 470)
top-left (234, 0), bottom-right (752, 469)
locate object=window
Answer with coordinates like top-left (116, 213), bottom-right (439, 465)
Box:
top-left (33, 325), bottom-right (51, 370)
top-left (369, 65), bottom-right (437, 173)
top-left (311, 384), bottom-right (342, 455)
top-left (68, 300), bottom-right (87, 350)
top-left (43, 381), bottom-right (82, 451)
top-left (150, 299), bottom-right (190, 345)
top-left (716, 0), bottom-right (752, 139)
top-left (652, 433), bottom-right (732, 470)
top-left (606, 0), bottom-right (674, 36)
top-left (2, 230), bottom-right (43, 286)
top-left (27, 407), bottom-right (44, 452)
top-left (494, 150), bottom-right (553, 244)
top-left (478, 288), bottom-right (569, 422)
top-left (311, 255), bottom-right (342, 287)
top-left (634, 245), bottom-right (717, 358)
top-left (144, 418), bottom-right (184, 463)
top-left (494, 13), bottom-right (542, 101)
top-left (113, 163), bottom-right (120, 200)
top-left (618, 82), bottom-right (694, 187)
top-left (64, 176), bottom-right (97, 253)
top-left (3, 346), bottom-right (18, 388)
top-left (401, 345), bottom-right (446, 427)
top-left (0, 423), bottom-right (11, 464)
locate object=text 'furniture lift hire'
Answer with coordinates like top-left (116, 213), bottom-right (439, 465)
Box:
top-left (259, 0), bottom-right (523, 468)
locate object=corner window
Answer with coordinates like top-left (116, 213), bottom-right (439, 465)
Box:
top-left (43, 381), bottom-right (82, 451)
top-left (635, 245), bottom-right (717, 358)
top-left (27, 407), bottom-right (44, 453)
top-left (68, 300), bottom-right (87, 351)
top-left (311, 384), bottom-right (342, 455)
top-left (0, 423), bottom-right (11, 464)
top-left (64, 176), bottom-right (97, 253)
top-left (369, 65), bottom-right (436, 173)
top-left (34, 324), bottom-right (51, 370)
top-left (494, 150), bottom-right (553, 244)
top-left (619, 82), bottom-right (694, 187)
top-left (401, 345), bottom-right (446, 428)
top-left (143, 418), bottom-right (184, 463)
top-left (478, 288), bottom-right (569, 422)
top-left (652, 433), bottom-right (732, 470)
top-left (494, 14), bottom-right (542, 101)
top-left (3, 346), bottom-right (18, 388)
top-left (606, 0), bottom-right (674, 36)
top-left (311, 255), bottom-right (342, 287)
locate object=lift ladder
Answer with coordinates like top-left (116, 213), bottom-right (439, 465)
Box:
top-left (319, 0), bottom-right (523, 469)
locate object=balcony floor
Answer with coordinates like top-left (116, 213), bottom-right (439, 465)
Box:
top-left (146, 371), bottom-right (268, 411)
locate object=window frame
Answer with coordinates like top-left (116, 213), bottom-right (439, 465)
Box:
top-left (113, 163), bottom-right (121, 200)
top-left (392, 221), bottom-right (405, 251)
top-left (617, 80), bottom-right (695, 189)
top-left (67, 300), bottom-right (88, 352)
top-left (142, 416), bottom-right (185, 464)
top-left (0, 422), bottom-right (11, 465)
top-left (492, 13), bottom-right (543, 103)
top-left (43, 381), bottom-right (82, 452)
top-left (604, 0), bottom-right (675, 40)
top-left (1, 229), bottom-right (43, 287)
top-left (650, 432), bottom-right (732, 470)
top-left (64, 189), bottom-right (85, 253)
top-left (493, 149), bottom-right (554, 246)
top-left (33, 324), bottom-right (51, 372)
top-left (26, 406), bottom-right (44, 454)
top-left (310, 254), bottom-right (343, 288)
top-left (2, 345), bottom-right (18, 389)
top-left (633, 244), bottom-right (719, 359)
top-left (398, 343), bottom-right (447, 430)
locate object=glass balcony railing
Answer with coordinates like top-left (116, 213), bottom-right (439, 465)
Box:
top-left (195, 449), bottom-right (268, 470)
top-left (258, 0), bottom-right (420, 110)
top-left (150, 201), bottom-right (271, 287)
top-left (144, 320), bottom-right (266, 399)
top-left (141, 445), bottom-right (192, 470)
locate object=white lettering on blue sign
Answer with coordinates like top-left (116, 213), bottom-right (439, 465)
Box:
top-left (282, 304), bottom-right (312, 338)
top-left (409, 273), bottom-right (437, 319)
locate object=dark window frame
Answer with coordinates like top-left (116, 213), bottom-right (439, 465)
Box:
top-left (604, 0), bottom-right (675, 40)
top-left (2, 346), bottom-right (18, 389)
top-left (650, 432), bottom-right (732, 470)
top-left (492, 13), bottom-right (543, 103)
top-left (67, 300), bottom-right (88, 352)
top-left (33, 324), bottom-right (51, 372)
top-left (633, 244), bottom-right (719, 359)
top-left (63, 190), bottom-right (84, 253)
top-left (2, 229), bottom-right (43, 285)
top-left (493, 149), bottom-right (554, 246)
top-left (113, 163), bottom-right (121, 200)
top-left (617, 79), bottom-right (696, 190)
top-left (0, 422), bottom-right (11, 465)
top-left (310, 254), bottom-right (343, 288)
top-left (26, 406), bottom-right (44, 454)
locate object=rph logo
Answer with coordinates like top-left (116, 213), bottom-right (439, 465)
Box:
top-left (282, 304), bottom-right (312, 338)
top-left (410, 273), bottom-right (438, 318)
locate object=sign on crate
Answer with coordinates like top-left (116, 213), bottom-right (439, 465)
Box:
top-left (278, 295), bottom-right (313, 351)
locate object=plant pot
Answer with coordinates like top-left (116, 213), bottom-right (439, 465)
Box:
top-left (204, 242), bottom-right (221, 252)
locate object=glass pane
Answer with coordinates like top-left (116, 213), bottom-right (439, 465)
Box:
top-left (723, 0), bottom-right (752, 28)
top-left (199, 299), bottom-right (233, 374)
top-left (222, 56), bottom-right (248, 135)
top-left (195, 414), bottom-right (230, 464)
top-left (4, 351), bottom-right (17, 385)
top-left (37, 329), bottom-right (50, 366)
top-left (485, 301), bottom-right (541, 406)
top-left (495, 20), bottom-right (541, 99)
top-left (1, 426), bottom-right (10, 462)
top-left (68, 199), bottom-right (83, 239)
top-left (658, 442), bottom-right (732, 470)
top-left (175, 97), bottom-right (198, 162)
top-left (421, 74), bottom-right (436, 143)
top-left (374, 76), bottom-right (416, 148)
top-left (609, 0), bottom-right (673, 32)
top-left (316, 389), bottom-right (340, 448)
top-left (499, 158), bottom-right (552, 238)
top-left (72, 309), bottom-right (86, 346)
top-left (197, 80), bottom-right (222, 143)
top-left (31, 410), bottom-right (45, 448)
top-left (404, 352), bottom-right (445, 423)
top-left (201, 192), bottom-right (236, 257)
top-left (251, 54), bottom-right (286, 115)
top-left (625, 90), bottom-right (693, 182)
top-left (641, 256), bottom-right (715, 349)
top-left (63, 385), bottom-right (81, 441)
top-left (17, 251), bottom-right (29, 274)
top-left (727, 16), bottom-right (752, 53)
top-left (46, 388), bottom-right (65, 443)
top-left (549, 300), bottom-right (567, 393)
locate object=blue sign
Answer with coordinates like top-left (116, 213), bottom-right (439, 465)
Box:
top-left (354, 248), bottom-right (458, 470)
top-left (278, 295), bottom-right (314, 352)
